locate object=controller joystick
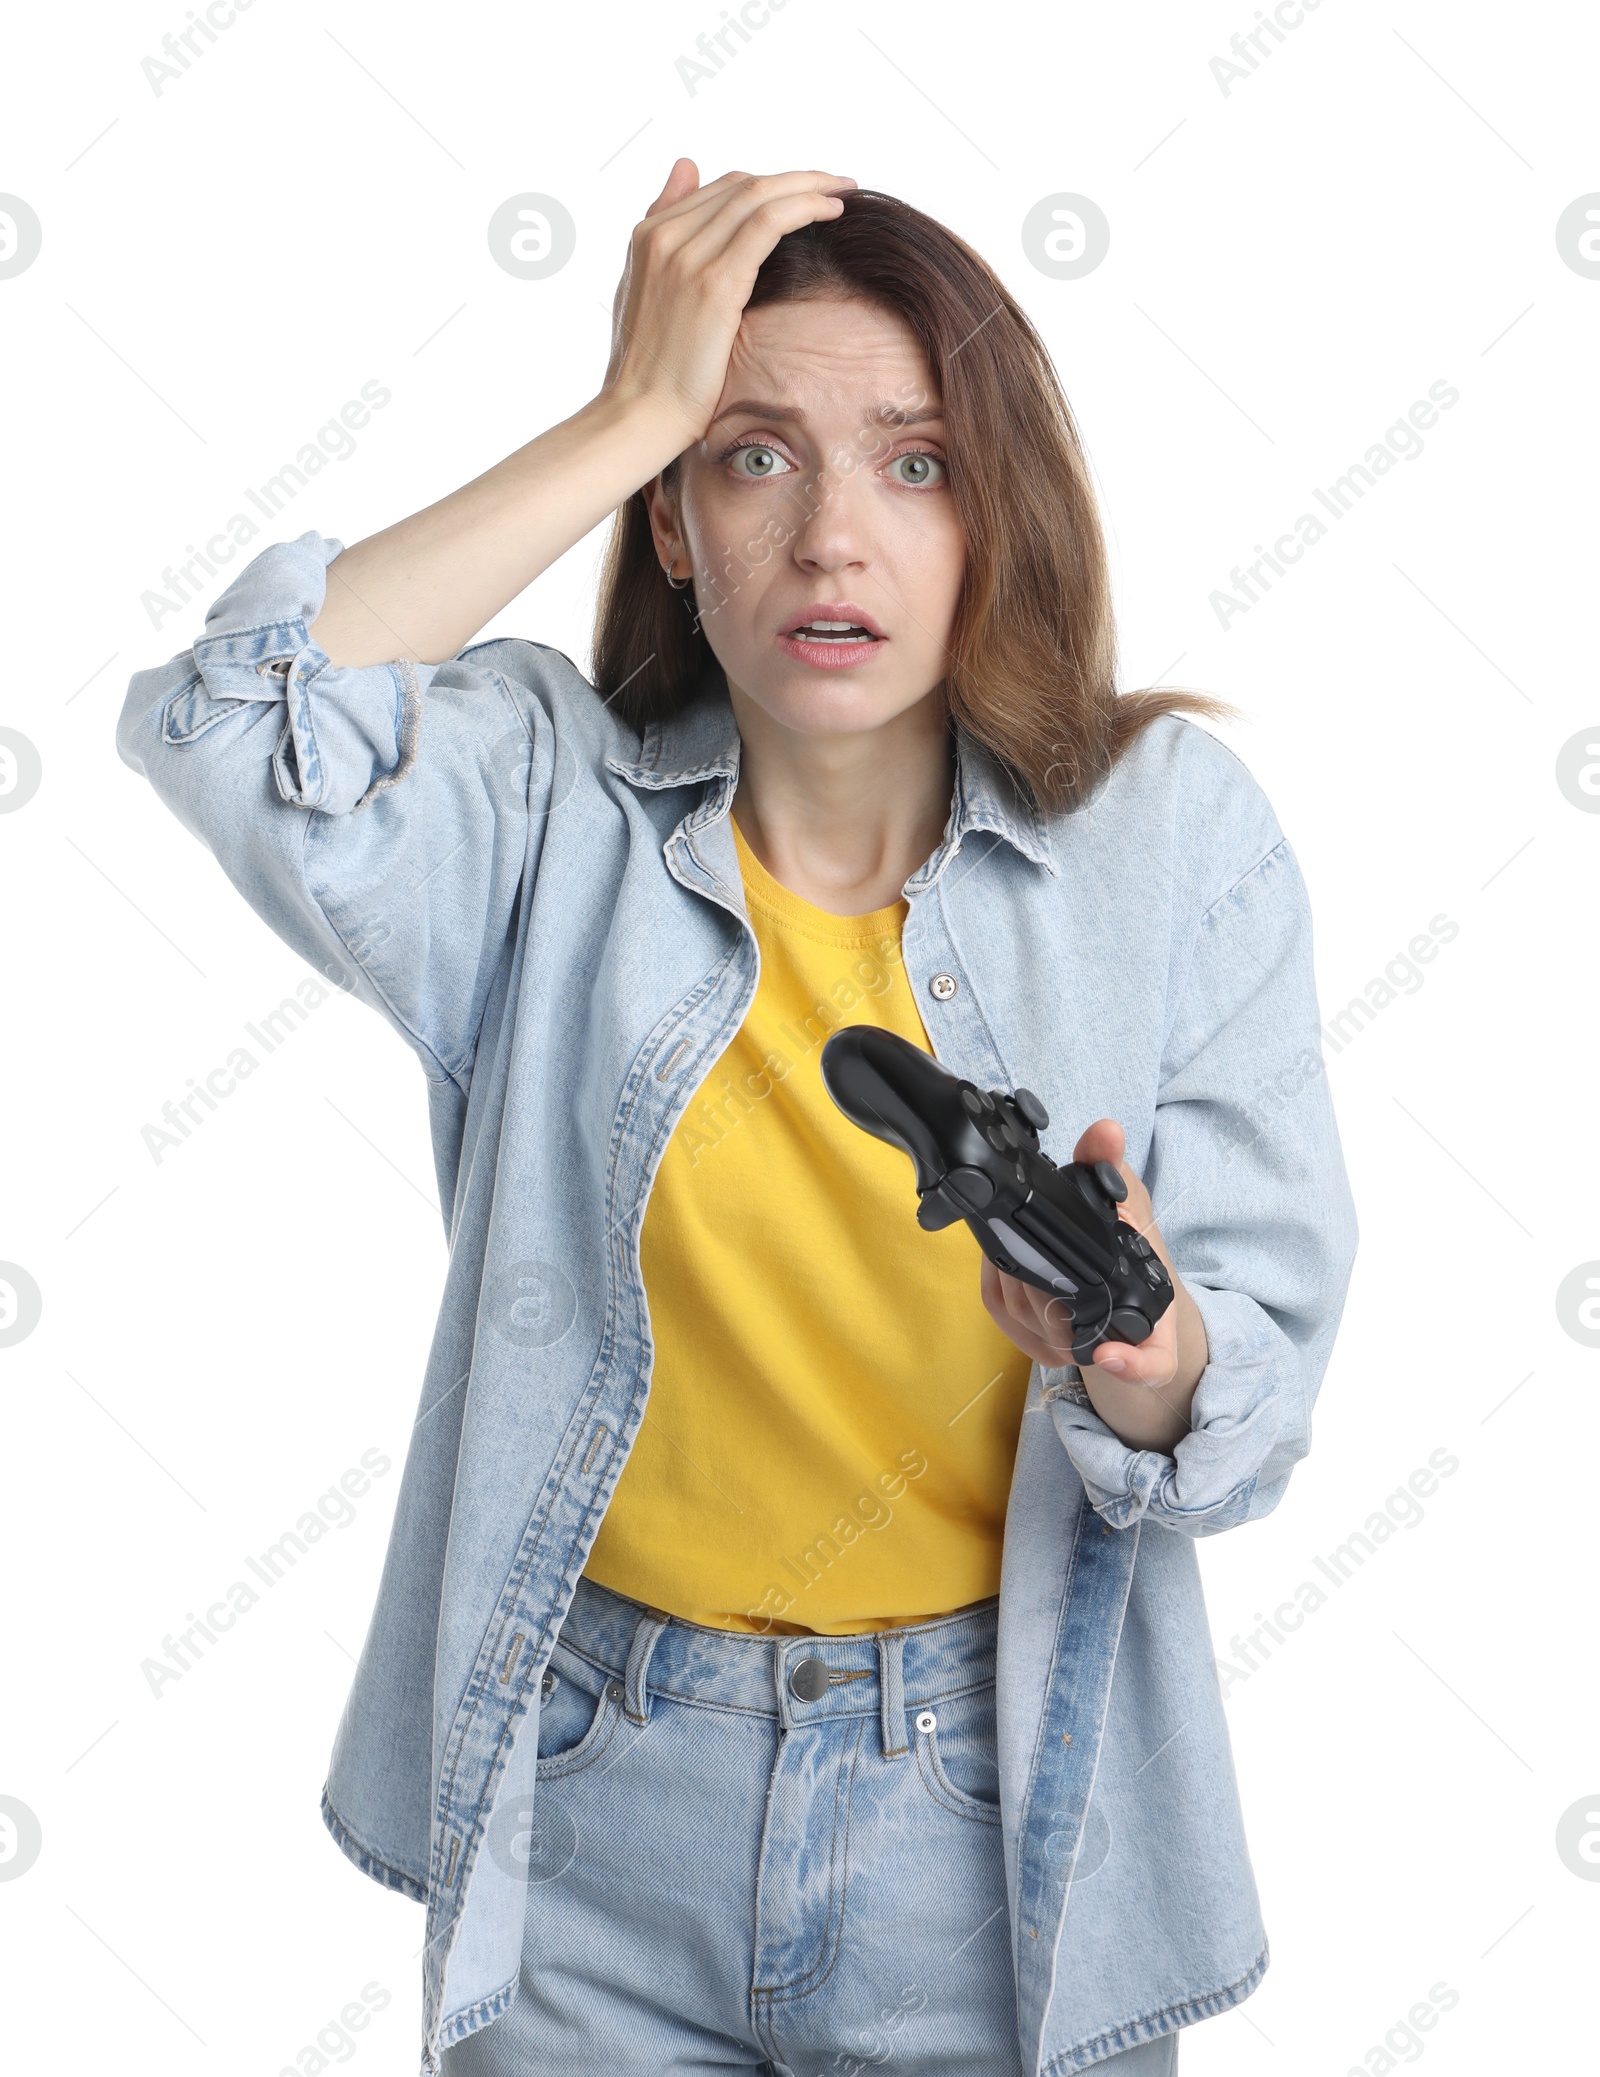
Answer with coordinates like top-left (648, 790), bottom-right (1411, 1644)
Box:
top-left (819, 1026), bottom-right (1174, 1369)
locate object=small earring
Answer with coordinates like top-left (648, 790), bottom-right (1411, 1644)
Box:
top-left (664, 564), bottom-right (690, 590)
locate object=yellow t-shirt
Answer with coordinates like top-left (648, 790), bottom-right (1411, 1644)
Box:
top-left (582, 814), bottom-right (1032, 1634)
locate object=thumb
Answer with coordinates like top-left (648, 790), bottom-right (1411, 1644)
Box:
top-left (1071, 1116), bottom-right (1126, 1169)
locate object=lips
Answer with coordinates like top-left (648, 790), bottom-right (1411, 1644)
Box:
top-left (775, 604), bottom-right (888, 670)
top-left (778, 603), bottom-right (887, 642)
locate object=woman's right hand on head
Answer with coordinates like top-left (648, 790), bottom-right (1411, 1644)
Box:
top-left (600, 161), bottom-right (856, 451)
top-left (305, 163), bottom-right (854, 672)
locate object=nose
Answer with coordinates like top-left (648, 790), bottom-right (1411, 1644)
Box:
top-left (787, 454), bottom-right (874, 577)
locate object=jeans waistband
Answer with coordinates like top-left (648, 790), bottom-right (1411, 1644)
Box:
top-left (556, 1575), bottom-right (999, 1753)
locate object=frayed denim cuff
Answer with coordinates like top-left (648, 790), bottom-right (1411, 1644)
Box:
top-left (182, 530), bottom-right (429, 814)
top-left (1043, 1284), bottom-right (1285, 1533)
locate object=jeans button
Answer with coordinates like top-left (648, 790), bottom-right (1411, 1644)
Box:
top-left (789, 1657), bottom-right (830, 1702)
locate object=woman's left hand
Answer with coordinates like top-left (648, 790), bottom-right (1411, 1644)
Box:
top-left (979, 1118), bottom-right (1210, 1453)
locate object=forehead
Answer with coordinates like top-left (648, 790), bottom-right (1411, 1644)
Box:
top-left (718, 297), bottom-right (941, 421)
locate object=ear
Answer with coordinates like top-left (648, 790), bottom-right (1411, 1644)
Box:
top-left (642, 473), bottom-right (684, 577)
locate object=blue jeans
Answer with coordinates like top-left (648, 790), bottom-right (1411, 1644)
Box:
top-left (441, 1578), bottom-right (1180, 2075)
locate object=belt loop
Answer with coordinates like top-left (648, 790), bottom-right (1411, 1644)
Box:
top-left (877, 1631), bottom-right (908, 1759)
top-left (772, 1638), bottom-right (798, 1733)
top-left (622, 1606), bottom-right (670, 1726)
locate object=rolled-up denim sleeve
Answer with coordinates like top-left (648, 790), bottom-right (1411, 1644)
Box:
top-left (116, 530), bottom-right (554, 1091)
top-left (1048, 832), bottom-right (1358, 1536)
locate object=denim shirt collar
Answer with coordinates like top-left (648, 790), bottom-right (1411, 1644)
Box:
top-left (603, 668), bottom-right (1058, 879)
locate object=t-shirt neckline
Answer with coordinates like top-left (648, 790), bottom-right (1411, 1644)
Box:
top-left (729, 813), bottom-right (909, 945)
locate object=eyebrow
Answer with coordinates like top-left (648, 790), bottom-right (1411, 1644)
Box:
top-left (710, 399), bottom-right (945, 430)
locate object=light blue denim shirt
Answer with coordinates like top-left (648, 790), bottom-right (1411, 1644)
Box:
top-left (117, 531), bottom-right (1357, 2073)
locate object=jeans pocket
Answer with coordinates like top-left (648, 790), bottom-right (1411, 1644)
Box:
top-left (535, 1651), bottom-right (621, 1779)
top-left (912, 1683), bottom-right (1003, 1825)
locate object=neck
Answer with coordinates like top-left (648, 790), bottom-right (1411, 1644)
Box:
top-left (726, 683), bottom-right (955, 916)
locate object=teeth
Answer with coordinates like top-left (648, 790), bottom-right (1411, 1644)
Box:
top-left (794, 621), bottom-right (874, 637)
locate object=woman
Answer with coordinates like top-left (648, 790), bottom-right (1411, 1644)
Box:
top-left (118, 163), bottom-right (1357, 2075)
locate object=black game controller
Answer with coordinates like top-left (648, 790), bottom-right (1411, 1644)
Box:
top-left (820, 1026), bottom-right (1174, 1368)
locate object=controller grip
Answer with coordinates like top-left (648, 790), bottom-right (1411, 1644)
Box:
top-left (819, 1025), bottom-right (954, 1194)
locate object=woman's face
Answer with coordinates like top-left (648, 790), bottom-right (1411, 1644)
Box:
top-left (647, 295), bottom-right (966, 741)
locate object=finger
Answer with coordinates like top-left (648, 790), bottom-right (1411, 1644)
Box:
top-left (981, 1291), bottom-right (1059, 1368)
top-left (643, 162), bottom-right (754, 225)
top-left (984, 1261), bottom-right (1088, 1364)
top-left (702, 167), bottom-right (857, 201)
top-left (1037, 1295), bottom-right (1079, 1354)
top-left (644, 157), bottom-right (702, 218)
top-left (990, 1267), bottom-right (1033, 1331)
top-left (1088, 1340), bottom-right (1167, 1384)
top-left (644, 167), bottom-right (855, 242)
top-left (1087, 1304), bottom-right (1177, 1385)
top-left (1005, 1276), bottom-right (1077, 1359)
top-left (662, 171), bottom-right (855, 266)
top-left (986, 1264), bottom-right (1043, 1343)
top-left (688, 180), bottom-right (854, 266)
top-left (1071, 1116), bottom-right (1127, 1169)
top-left (981, 1262), bottom-right (1039, 1350)
top-left (979, 1256), bottom-right (1002, 1327)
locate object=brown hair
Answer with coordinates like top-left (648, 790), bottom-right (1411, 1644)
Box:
top-left (590, 187), bottom-right (1231, 813)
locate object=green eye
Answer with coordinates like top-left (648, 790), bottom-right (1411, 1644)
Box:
top-left (728, 444), bottom-right (790, 478)
top-left (887, 451), bottom-right (945, 487)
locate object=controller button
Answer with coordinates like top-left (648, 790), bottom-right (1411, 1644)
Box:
top-left (961, 1087), bottom-right (986, 1118)
top-left (985, 1123), bottom-right (1010, 1152)
top-left (944, 1165), bottom-right (995, 1210)
top-left (1129, 1233), bottom-right (1153, 1258)
top-left (1092, 1159), bottom-right (1128, 1204)
top-left (1013, 1087), bottom-right (1049, 1131)
top-left (999, 1119), bottom-right (1021, 1150)
top-left (929, 972), bottom-right (959, 1002)
top-left (1107, 1308), bottom-right (1153, 1345)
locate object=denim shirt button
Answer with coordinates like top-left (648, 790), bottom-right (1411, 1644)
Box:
top-left (929, 972), bottom-right (959, 1002)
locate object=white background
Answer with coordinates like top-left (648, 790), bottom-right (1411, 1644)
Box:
top-left (2, 1), bottom-right (1596, 2071)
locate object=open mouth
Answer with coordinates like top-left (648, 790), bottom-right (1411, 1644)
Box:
top-left (777, 611), bottom-right (888, 667)
top-left (786, 620), bottom-right (881, 645)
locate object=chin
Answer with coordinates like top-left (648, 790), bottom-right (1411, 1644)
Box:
top-left (735, 663), bottom-right (939, 740)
